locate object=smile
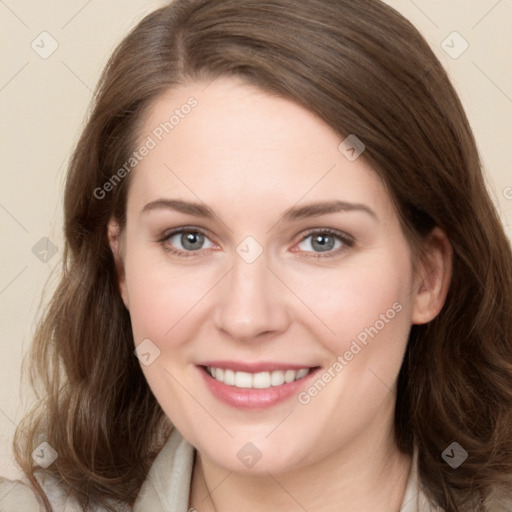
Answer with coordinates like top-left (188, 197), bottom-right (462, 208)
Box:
top-left (197, 362), bottom-right (321, 409)
top-left (205, 366), bottom-right (312, 389)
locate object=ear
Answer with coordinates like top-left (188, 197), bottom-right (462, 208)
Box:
top-left (411, 227), bottom-right (452, 325)
top-left (108, 219), bottom-right (129, 309)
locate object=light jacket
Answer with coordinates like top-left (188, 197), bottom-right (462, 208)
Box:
top-left (0, 428), bottom-right (461, 511)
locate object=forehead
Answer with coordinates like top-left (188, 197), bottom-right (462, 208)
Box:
top-left (127, 78), bottom-right (392, 220)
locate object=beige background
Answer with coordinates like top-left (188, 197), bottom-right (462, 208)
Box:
top-left (1, 0), bottom-right (511, 480)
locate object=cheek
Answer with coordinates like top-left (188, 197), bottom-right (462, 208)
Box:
top-left (289, 244), bottom-right (414, 358)
top-left (123, 244), bottom-right (215, 346)
top-left (286, 245), bottom-right (414, 454)
top-left (122, 245), bottom-right (212, 424)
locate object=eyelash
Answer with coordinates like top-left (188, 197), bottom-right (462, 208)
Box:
top-left (158, 227), bottom-right (355, 258)
top-left (294, 228), bottom-right (354, 259)
top-left (158, 226), bottom-right (214, 258)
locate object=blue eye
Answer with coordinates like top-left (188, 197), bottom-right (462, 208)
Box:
top-left (159, 228), bottom-right (352, 258)
top-left (163, 229), bottom-right (215, 253)
top-left (297, 230), bottom-right (352, 254)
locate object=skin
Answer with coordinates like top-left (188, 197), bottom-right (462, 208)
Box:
top-left (109, 77), bottom-right (452, 511)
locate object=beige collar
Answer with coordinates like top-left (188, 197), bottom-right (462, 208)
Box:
top-left (133, 429), bottom-right (431, 512)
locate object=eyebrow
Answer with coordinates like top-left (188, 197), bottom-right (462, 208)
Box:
top-left (281, 200), bottom-right (377, 222)
top-left (142, 199), bottom-right (215, 218)
top-left (141, 199), bottom-right (377, 222)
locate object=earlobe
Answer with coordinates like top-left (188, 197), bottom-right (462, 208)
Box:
top-left (107, 219), bottom-right (130, 309)
top-left (411, 227), bottom-right (453, 325)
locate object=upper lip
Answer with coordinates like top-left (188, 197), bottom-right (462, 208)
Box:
top-left (199, 360), bottom-right (318, 373)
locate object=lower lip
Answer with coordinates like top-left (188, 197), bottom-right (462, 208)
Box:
top-left (197, 366), bottom-right (320, 409)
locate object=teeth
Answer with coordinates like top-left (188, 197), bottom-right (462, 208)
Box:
top-left (235, 371), bottom-right (253, 388)
top-left (296, 368), bottom-right (310, 379)
top-left (224, 369), bottom-right (235, 386)
top-left (284, 369), bottom-right (295, 383)
top-left (270, 371), bottom-right (285, 386)
top-left (206, 367), bottom-right (312, 389)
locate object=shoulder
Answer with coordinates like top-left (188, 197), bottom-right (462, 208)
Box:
top-left (0, 474), bottom-right (86, 512)
top-left (0, 477), bottom-right (44, 511)
top-left (485, 489), bottom-right (512, 512)
top-left (1, 429), bottom-right (194, 512)
top-left (134, 428), bottom-right (195, 511)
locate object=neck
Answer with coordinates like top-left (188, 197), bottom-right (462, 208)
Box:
top-left (189, 416), bottom-right (412, 512)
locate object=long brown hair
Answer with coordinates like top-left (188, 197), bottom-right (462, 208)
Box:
top-left (14, 1), bottom-right (512, 510)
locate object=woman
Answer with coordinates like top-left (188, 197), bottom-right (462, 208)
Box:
top-left (1, 0), bottom-right (511, 510)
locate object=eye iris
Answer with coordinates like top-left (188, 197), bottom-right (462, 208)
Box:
top-left (182, 232), bottom-right (204, 250)
top-left (312, 233), bottom-right (334, 252)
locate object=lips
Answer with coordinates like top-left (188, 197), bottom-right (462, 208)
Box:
top-left (199, 360), bottom-right (314, 373)
top-left (197, 361), bottom-right (320, 409)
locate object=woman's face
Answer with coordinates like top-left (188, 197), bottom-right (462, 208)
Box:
top-left (111, 78), bottom-right (443, 474)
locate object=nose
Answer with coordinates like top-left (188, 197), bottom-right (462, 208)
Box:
top-left (213, 254), bottom-right (292, 342)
